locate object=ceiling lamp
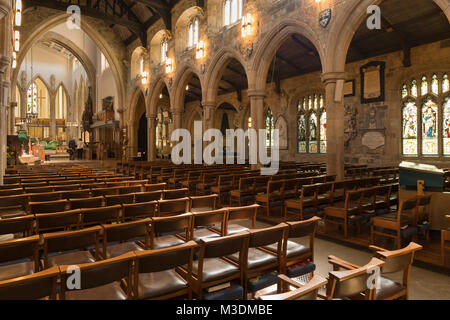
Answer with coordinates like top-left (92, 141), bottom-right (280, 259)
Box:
top-left (12, 52), bottom-right (17, 69)
top-left (15, 0), bottom-right (22, 26)
top-left (165, 58), bottom-right (172, 74)
top-left (195, 40), bottom-right (204, 59)
top-left (14, 30), bottom-right (20, 52)
top-left (141, 71), bottom-right (148, 85)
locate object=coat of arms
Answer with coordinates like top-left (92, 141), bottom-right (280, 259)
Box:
top-left (319, 9), bottom-right (332, 28)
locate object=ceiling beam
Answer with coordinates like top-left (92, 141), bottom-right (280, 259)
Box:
top-left (133, 0), bottom-right (172, 30)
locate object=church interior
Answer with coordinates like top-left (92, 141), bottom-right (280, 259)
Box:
top-left (0, 0), bottom-right (449, 301)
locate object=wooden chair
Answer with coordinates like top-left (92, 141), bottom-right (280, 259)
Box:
top-left (189, 194), bottom-right (218, 213)
top-left (0, 188), bottom-right (24, 197)
top-left (104, 193), bottom-right (135, 206)
top-left (41, 226), bottom-right (102, 269)
top-left (229, 223), bottom-right (288, 298)
top-left (150, 213), bottom-right (192, 250)
top-left (60, 189), bottom-right (91, 199)
top-left (282, 179), bottom-right (299, 201)
top-left (29, 199), bottom-right (68, 215)
top-left (191, 209), bottom-right (227, 242)
top-left (122, 201), bottom-right (157, 221)
top-left (264, 216), bottom-right (320, 274)
top-left (210, 175), bottom-right (233, 206)
top-left (28, 191), bottom-right (63, 202)
top-left (80, 205), bottom-right (122, 227)
top-left (91, 187), bottom-right (120, 197)
top-left (284, 184), bottom-right (318, 221)
top-left (70, 196), bottom-right (104, 210)
top-left (0, 267), bottom-right (59, 300)
top-left (60, 252), bottom-right (135, 300)
top-left (0, 214), bottom-right (34, 238)
top-left (257, 274), bottom-right (328, 300)
top-left (24, 186), bottom-right (53, 194)
top-left (230, 177), bottom-right (255, 206)
top-left (135, 191), bottom-right (162, 203)
top-left (222, 204), bottom-right (259, 236)
top-left (144, 183), bottom-right (166, 192)
top-left (324, 190), bottom-right (365, 238)
top-left (134, 241), bottom-right (198, 300)
top-left (329, 242), bottom-right (422, 300)
top-left (373, 185), bottom-right (391, 214)
top-left (163, 188), bottom-right (189, 200)
top-left (53, 184), bottom-right (81, 192)
top-left (0, 195), bottom-right (28, 218)
top-left (0, 235), bottom-right (40, 281)
top-left (35, 210), bottom-right (81, 233)
top-left (441, 215), bottom-right (450, 266)
top-left (255, 180), bottom-right (284, 217)
top-left (316, 182), bottom-right (334, 208)
top-left (157, 197), bottom-right (189, 217)
top-left (415, 195), bottom-right (432, 240)
top-left (371, 198), bottom-right (418, 249)
top-left (101, 219), bottom-right (151, 259)
top-left (189, 233), bottom-right (249, 299)
top-left (119, 186), bottom-right (142, 195)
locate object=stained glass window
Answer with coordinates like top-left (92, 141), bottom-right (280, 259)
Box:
top-left (319, 95), bottom-right (324, 109)
top-left (421, 76), bottom-right (428, 96)
top-left (265, 109), bottom-right (274, 148)
top-left (443, 98), bottom-right (450, 155)
top-left (402, 101), bottom-right (418, 155)
top-left (161, 38), bottom-right (168, 63)
top-left (309, 113), bottom-right (318, 153)
top-left (431, 74), bottom-right (439, 95)
top-left (297, 114), bottom-right (306, 153)
top-left (402, 84), bottom-right (408, 99)
top-left (297, 100), bottom-right (303, 112)
top-left (443, 74), bottom-right (449, 93)
top-left (308, 96), bottom-right (312, 110)
top-left (319, 111), bottom-right (327, 154)
top-left (411, 79), bottom-right (418, 98)
top-left (313, 94), bottom-right (318, 109)
top-left (422, 98), bottom-right (438, 155)
top-left (27, 83), bottom-right (37, 115)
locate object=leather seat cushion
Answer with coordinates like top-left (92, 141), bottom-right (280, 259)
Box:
top-left (0, 261), bottom-right (34, 281)
top-left (192, 257), bottom-right (239, 282)
top-left (65, 282), bottom-right (127, 300)
top-left (45, 250), bottom-right (95, 267)
top-left (153, 235), bottom-right (185, 250)
top-left (229, 248), bottom-right (277, 269)
top-left (106, 242), bottom-right (143, 259)
top-left (264, 241), bottom-right (310, 258)
top-left (192, 228), bottom-right (221, 242)
top-left (376, 276), bottom-right (405, 300)
top-left (137, 269), bottom-right (188, 299)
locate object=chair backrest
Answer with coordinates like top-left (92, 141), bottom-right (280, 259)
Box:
top-left (25, 186), bottom-right (53, 194)
top-left (119, 186), bottom-right (142, 194)
top-left (70, 196), bottom-right (104, 210)
top-left (0, 267), bottom-right (59, 300)
top-left (0, 215), bottom-right (34, 237)
top-left (327, 257), bottom-right (385, 300)
top-left (80, 205), bottom-right (121, 226)
top-left (91, 187), bottom-right (120, 197)
top-left (59, 252), bottom-right (134, 299)
top-left (42, 226), bottom-right (101, 266)
top-left (0, 188), bottom-right (24, 197)
top-left (189, 194), bottom-right (218, 212)
top-left (301, 185), bottom-right (318, 198)
top-left (345, 190), bottom-right (362, 207)
top-left (35, 210), bottom-right (80, 233)
top-left (135, 191), bottom-right (162, 203)
top-left (151, 213), bottom-right (192, 242)
top-left (28, 191), bottom-right (63, 202)
top-left (0, 235), bottom-right (40, 267)
top-left (60, 190), bottom-right (91, 199)
top-left (104, 194), bottom-right (135, 206)
top-left (248, 223), bottom-right (287, 249)
top-left (317, 182), bottom-right (333, 195)
top-left (53, 184), bottom-right (81, 192)
top-left (258, 275), bottom-right (328, 300)
top-left (199, 232), bottom-right (249, 260)
top-left (163, 188), bottom-right (189, 200)
top-left (268, 180), bottom-right (284, 194)
top-left (286, 216), bottom-right (320, 239)
top-left (122, 201), bottom-right (157, 220)
top-left (144, 183), bottom-right (166, 192)
top-left (102, 218), bottom-right (151, 250)
top-left (192, 209), bottom-right (227, 233)
top-left (372, 242), bottom-right (422, 276)
top-left (157, 197), bottom-right (189, 217)
top-left (397, 198), bottom-right (418, 223)
top-left (226, 204), bottom-right (259, 231)
top-left (239, 177), bottom-right (255, 191)
top-left (416, 194), bottom-right (432, 207)
top-left (29, 199), bottom-right (68, 215)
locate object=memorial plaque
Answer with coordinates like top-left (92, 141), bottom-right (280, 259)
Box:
top-left (362, 131), bottom-right (385, 150)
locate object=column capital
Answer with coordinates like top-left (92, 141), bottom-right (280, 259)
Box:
top-left (0, 56), bottom-right (10, 73)
top-left (147, 114), bottom-right (157, 120)
top-left (321, 72), bottom-right (346, 85)
top-left (10, 101), bottom-right (17, 108)
top-left (247, 89), bottom-right (266, 99)
top-left (201, 101), bottom-right (216, 109)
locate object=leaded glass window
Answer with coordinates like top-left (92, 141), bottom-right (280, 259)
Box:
top-left (297, 93), bottom-right (325, 154)
top-left (422, 98), bottom-right (438, 155)
top-left (309, 113), bottom-right (318, 153)
top-left (431, 74), bottom-right (439, 95)
top-left (27, 83), bottom-right (37, 116)
top-left (402, 101), bottom-right (418, 155)
top-left (411, 79), bottom-right (418, 98)
top-left (421, 76), bottom-right (428, 96)
top-left (265, 109), bottom-right (274, 148)
top-left (320, 111), bottom-right (327, 154)
top-left (443, 98), bottom-right (450, 155)
top-left (297, 114), bottom-right (306, 153)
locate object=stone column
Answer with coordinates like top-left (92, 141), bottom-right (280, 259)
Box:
top-left (9, 101), bottom-right (16, 134)
top-left (19, 87), bottom-right (26, 120)
top-left (50, 93), bottom-right (56, 140)
top-left (321, 72), bottom-right (346, 180)
top-left (172, 110), bottom-right (183, 131)
top-left (202, 102), bottom-right (216, 132)
top-left (147, 114), bottom-right (157, 161)
top-left (248, 90), bottom-right (266, 168)
top-left (0, 56), bottom-right (10, 185)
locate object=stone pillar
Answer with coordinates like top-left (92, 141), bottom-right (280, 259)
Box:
top-left (321, 72), bottom-right (346, 180)
top-left (147, 114), bottom-right (157, 161)
top-left (248, 90), bottom-right (266, 168)
top-left (50, 93), bottom-right (56, 140)
top-left (0, 56), bottom-right (10, 185)
top-left (19, 87), bottom-right (26, 120)
top-left (202, 102), bottom-right (216, 132)
top-left (9, 101), bottom-right (16, 134)
top-left (172, 110), bottom-right (183, 131)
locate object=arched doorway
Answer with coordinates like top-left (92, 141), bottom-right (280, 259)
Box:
top-left (137, 113), bottom-right (148, 160)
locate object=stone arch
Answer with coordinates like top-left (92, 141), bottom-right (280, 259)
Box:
top-left (147, 76), bottom-right (171, 116)
top-left (250, 19), bottom-right (325, 93)
top-left (130, 46), bottom-right (147, 81)
top-left (171, 64), bottom-right (204, 112)
top-left (149, 29), bottom-right (170, 67)
top-left (204, 47), bottom-right (249, 104)
top-left (26, 74), bottom-right (51, 94)
top-left (128, 86), bottom-right (147, 131)
top-left (174, 6), bottom-right (204, 55)
top-left (129, 88), bottom-right (147, 157)
top-left (11, 10), bottom-right (126, 116)
top-left (325, 0), bottom-right (450, 74)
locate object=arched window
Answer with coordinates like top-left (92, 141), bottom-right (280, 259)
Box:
top-left (297, 93), bottom-right (325, 154)
top-left (401, 73), bottom-right (450, 157)
top-left (265, 109), bottom-right (274, 148)
top-left (188, 18), bottom-right (199, 48)
top-left (223, 0), bottom-right (243, 27)
top-left (161, 37), bottom-right (168, 64)
top-left (27, 82), bottom-right (38, 117)
top-left (56, 85), bottom-right (67, 120)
